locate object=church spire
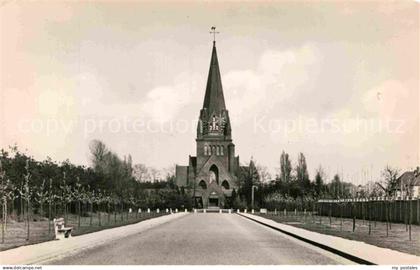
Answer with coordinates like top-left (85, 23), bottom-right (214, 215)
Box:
top-left (202, 38), bottom-right (226, 113)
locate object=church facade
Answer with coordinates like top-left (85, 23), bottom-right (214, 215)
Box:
top-left (175, 41), bottom-right (245, 209)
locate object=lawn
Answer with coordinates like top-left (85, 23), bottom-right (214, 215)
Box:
top-left (0, 211), bottom-right (168, 251)
top-left (253, 212), bottom-right (420, 256)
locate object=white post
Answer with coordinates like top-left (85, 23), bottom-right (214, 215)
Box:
top-left (203, 209), bottom-right (206, 213)
top-left (251, 209), bottom-right (254, 214)
top-left (157, 208), bottom-right (160, 213)
top-left (147, 208), bottom-right (150, 213)
top-left (185, 209), bottom-right (187, 213)
top-left (138, 208), bottom-right (142, 213)
top-left (219, 209), bottom-right (222, 214)
top-left (175, 208), bottom-right (178, 213)
top-left (53, 218), bottom-right (58, 240)
top-left (194, 209), bottom-right (197, 213)
top-left (244, 209), bottom-right (247, 213)
top-left (229, 209), bottom-right (232, 214)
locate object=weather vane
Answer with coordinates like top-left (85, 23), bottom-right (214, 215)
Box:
top-left (210, 26), bottom-right (219, 43)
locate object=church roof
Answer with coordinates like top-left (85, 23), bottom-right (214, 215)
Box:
top-left (202, 42), bottom-right (226, 113)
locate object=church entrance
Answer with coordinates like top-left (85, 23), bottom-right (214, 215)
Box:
top-left (194, 197), bottom-right (203, 209)
top-left (208, 197), bottom-right (219, 207)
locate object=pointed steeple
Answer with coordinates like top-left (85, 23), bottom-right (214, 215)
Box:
top-left (197, 40), bottom-right (232, 140)
top-left (202, 41), bottom-right (226, 113)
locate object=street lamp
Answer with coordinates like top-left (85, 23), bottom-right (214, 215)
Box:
top-left (251, 185), bottom-right (258, 209)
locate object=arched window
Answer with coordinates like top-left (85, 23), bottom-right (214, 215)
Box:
top-left (212, 146), bottom-right (216, 155)
top-left (222, 180), bottom-right (230, 189)
top-left (209, 164), bottom-right (219, 185)
top-left (204, 145), bottom-right (208, 156)
top-left (216, 146), bottom-right (220, 156)
top-left (199, 180), bottom-right (207, 189)
top-left (208, 145), bottom-right (212, 155)
top-left (220, 146), bottom-right (224, 156)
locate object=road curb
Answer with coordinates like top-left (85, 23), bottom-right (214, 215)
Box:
top-left (237, 213), bottom-right (373, 265)
top-left (237, 213), bottom-right (419, 265)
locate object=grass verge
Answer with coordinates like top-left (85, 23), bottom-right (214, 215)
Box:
top-left (253, 212), bottom-right (420, 256)
top-left (0, 212), bottom-right (168, 252)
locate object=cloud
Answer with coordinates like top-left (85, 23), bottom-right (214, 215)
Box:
top-left (223, 43), bottom-right (322, 123)
top-left (140, 72), bottom-right (201, 123)
top-left (120, 43), bottom-right (323, 126)
top-left (362, 80), bottom-right (412, 119)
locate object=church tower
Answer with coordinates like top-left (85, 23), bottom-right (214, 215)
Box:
top-left (175, 36), bottom-right (243, 209)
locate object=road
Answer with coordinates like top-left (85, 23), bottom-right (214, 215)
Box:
top-left (48, 213), bottom-right (354, 265)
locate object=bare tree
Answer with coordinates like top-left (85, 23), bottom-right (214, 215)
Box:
top-left (378, 166), bottom-right (399, 197)
top-left (87, 187), bottom-right (94, 226)
top-left (35, 179), bottom-right (48, 218)
top-left (133, 164), bottom-right (149, 182)
top-left (112, 194), bottom-right (119, 224)
top-left (149, 167), bottom-right (161, 182)
top-left (73, 177), bottom-right (83, 228)
top-left (128, 194), bottom-right (136, 220)
top-left (48, 178), bottom-right (53, 234)
top-left (0, 160), bottom-right (14, 243)
top-left (162, 165), bottom-right (175, 179)
top-left (21, 160), bottom-right (32, 241)
top-left (95, 189), bottom-right (103, 226)
top-left (314, 166), bottom-right (325, 198)
top-left (366, 180), bottom-right (384, 197)
top-left (60, 173), bottom-right (73, 223)
top-left (89, 140), bottom-right (108, 171)
top-left (103, 192), bottom-right (112, 224)
top-left (257, 165), bottom-right (271, 183)
top-left (80, 186), bottom-right (90, 226)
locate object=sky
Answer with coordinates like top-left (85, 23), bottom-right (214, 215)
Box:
top-left (0, 1), bottom-right (419, 184)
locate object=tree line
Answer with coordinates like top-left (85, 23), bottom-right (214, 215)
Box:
top-left (0, 143), bottom-right (410, 220)
top-left (0, 141), bottom-right (190, 231)
top-left (234, 150), bottom-right (408, 210)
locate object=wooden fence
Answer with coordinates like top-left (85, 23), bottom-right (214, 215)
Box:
top-left (316, 198), bottom-right (420, 225)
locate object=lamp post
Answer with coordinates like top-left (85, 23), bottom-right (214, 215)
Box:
top-left (251, 185), bottom-right (258, 209)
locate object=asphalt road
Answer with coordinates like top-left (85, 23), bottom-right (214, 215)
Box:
top-left (48, 213), bottom-right (354, 265)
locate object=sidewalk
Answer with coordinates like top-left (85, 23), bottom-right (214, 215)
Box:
top-left (239, 213), bottom-right (419, 265)
top-left (0, 212), bottom-right (188, 265)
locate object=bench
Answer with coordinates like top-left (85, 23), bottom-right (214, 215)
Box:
top-left (53, 218), bottom-right (73, 239)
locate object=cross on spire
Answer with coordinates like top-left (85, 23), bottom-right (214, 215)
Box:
top-left (210, 26), bottom-right (219, 44)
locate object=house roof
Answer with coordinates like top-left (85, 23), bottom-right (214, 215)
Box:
top-left (397, 171), bottom-right (420, 187)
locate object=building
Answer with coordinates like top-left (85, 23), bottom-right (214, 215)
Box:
top-left (175, 40), bottom-right (246, 209)
top-left (395, 168), bottom-right (420, 198)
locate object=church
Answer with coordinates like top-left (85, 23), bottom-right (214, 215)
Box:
top-left (175, 38), bottom-right (247, 209)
